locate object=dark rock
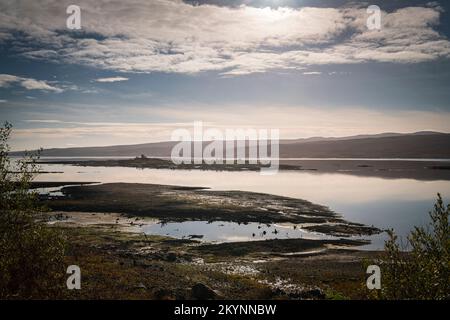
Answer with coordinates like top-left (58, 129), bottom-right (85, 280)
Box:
top-left (166, 252), bottom-right (177, 262)
top-left (299, 288), bottom-right (326, 299)
top-left (191, 283), bottom-right (218, 300)
top-left (188, 234), bottom-right (204, 239)
top-left (153, 288), bottom-right (173, 299)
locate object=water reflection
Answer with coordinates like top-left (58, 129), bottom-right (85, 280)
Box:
top-left (142, 221), bottom-right (332, 243)
top-left (35, 163), bottom-right (450, 249)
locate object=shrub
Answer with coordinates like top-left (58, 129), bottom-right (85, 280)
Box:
top-left (374, 194), bottom-right (449, 300)
top-left (0, 122), bottom-right (66, 299)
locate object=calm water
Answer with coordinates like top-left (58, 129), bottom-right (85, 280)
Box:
top-left (141, 221), bottom-right (336, 243)
top-left (34, 162), bottom-right (450, 249)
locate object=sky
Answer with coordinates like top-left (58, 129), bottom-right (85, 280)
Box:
top-left (0, 0), bottom-right (450, 150)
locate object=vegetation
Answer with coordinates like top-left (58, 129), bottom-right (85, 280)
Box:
top-left (374, 194), bottom-right (449, 300)
top-left (0, 122), bottom-right (66, 299)
top-left (1, 121), bottom-right (448, 300)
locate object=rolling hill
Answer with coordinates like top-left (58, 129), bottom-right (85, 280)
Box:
top-left (11, 132), bottom-right (450, 159)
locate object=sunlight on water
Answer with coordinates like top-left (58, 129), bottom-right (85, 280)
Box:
top-left (142, 221), bottom-right (332, 243)
top-left (35, 163), bottom-right (450, 249)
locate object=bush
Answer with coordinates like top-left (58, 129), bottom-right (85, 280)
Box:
top-left (0, 122), bottom-right (66, 299)
top-left (375, 194), bottom-right (449, 300)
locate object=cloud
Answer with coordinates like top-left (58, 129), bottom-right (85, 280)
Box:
top-left (94, 77), bottom-right (129, 83)
top-left (11, 120), bottom-right (195, 149)
top-left (303, 71), bottom-right (322, 75)
top-left (23, 119), bottom-right (189, 127)
top-left (24, 119), bottom-right (65, 124)
top-left (0, 74), bottom-right (64, 93)
top-left (14, 104), bottom-right (450, 145)
top-left (82, 89), bottom-right (99, 94)
top-left (146, 104), bottom-right (450, 138)
top-left (0, 1), bottom-right (449, 76)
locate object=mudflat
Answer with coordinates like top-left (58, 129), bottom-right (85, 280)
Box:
top-left (43, 182), bottom-right (379, 236)
top-left (49, 213), bottom-right (379, 300)
top-left (40, 181), bottom-right (384, 299)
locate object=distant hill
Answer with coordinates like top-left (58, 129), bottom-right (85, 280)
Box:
top-left (282, 131), bottom-right (443, 144)
top-left (13, 141), bottom-right (178, 157)
top-left (279, 133), bottom-right (450, 158)
top-left (11, 132), bottom-right (450, 159)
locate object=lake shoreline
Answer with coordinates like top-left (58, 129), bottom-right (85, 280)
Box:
top-left (37, 157), bottom-right (450, 180)
top-left (40, 182), bottom-right (381, 237)
top-left (50, 211), bottom-right (382, 299)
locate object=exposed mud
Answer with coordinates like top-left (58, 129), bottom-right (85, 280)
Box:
top-left (43, 182), bottom-right (380, 237)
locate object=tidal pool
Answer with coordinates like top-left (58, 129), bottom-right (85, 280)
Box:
top-left (33, 160), bottom-right (450, 249)
top-left (141, 220), bottom-right (333, 242)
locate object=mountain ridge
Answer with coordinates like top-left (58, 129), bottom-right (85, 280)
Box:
top-left (11, 131), bottom-right (450, 159)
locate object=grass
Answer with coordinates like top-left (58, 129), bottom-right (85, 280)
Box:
top-left (59, 225), bottom-right (275, 299)
top-left (51, 222), bottom-right (381, 300)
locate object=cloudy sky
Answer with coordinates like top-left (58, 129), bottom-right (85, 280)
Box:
top-left (1, 0), bottom-right (450, 150)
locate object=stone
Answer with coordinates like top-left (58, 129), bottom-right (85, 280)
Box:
top-left (191, 283), bottom-right (218, 300)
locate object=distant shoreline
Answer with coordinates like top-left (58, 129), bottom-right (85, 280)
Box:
top-left (11, 132), bottom-right (450, 160)
top-left (36, 157), bottom-right (450, 181)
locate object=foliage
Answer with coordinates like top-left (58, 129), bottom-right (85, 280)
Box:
top-left (373, 194), bottom-right (449, 300)
top-left (0, 122), bottom-right (66, 299)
